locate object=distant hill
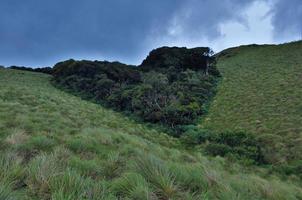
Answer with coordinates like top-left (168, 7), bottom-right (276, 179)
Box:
top-left (9, 66), bottom-right (53, 74)
top-left (202, 41), bottom-right (302, 165)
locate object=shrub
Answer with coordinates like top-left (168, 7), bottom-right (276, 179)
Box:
top-left (275, 160), bottom-right (302, 178)
top-left (205, 143), bottom-right (233, 157)
top-left (180, 126), bottom-right (214, 145)
top-left (181, 127), bottom-right (264, 164)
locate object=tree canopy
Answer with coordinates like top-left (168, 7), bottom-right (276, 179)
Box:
top-left (52, 47), bottom-right (220, 130)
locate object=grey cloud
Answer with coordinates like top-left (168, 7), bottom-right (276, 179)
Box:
top-left (165, 0), bottom-right (254, 40)
top-left (0, 0), bottom-right (298, 67)
top-left (270, 0), bottom-right (302, 40)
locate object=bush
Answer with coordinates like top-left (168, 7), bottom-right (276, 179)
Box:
top-left (205, 143), bottom-right (233, 157)
top-left (181, 127), bottom-right (265, 164)
top-left (275, 160), bottom-right (302, 178)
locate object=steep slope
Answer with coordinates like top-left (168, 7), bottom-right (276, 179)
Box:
top-left (0, 69), bottom-right (301, 199)
top-left (202, 41), bottom-right (302, 164)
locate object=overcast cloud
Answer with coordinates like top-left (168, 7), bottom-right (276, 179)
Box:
top-left (0, 0), bottom-right (301, 67)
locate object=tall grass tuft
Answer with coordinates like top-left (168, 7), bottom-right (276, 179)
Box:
top-left (134, 154), bottom-right (179, 199)
top-left (168, 163), bottom-right (208, 193)
top-left (26, 149), bottom-right (70, 198)
top-left (0, 153), bottom-right (24, 200)
top-left (0, 153), bottom-right (24, 185)
top-left (49, 169), bottom-right (90, 200)
top-left (112, 172), bottom-right (155, 199)
top-left (102, 152), bottom-right (123, 179)
top-left (0, 182), bottom-right (22, 200)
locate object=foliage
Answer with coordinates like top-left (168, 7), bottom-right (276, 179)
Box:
top-left (9, 66), bottom-right (53, 74)
top-left (274, 160), bottom-right (302, 178)
top-left (52, 47), bottom-right (220, 128)
top-left (181, 126), bottom-right (264, 164)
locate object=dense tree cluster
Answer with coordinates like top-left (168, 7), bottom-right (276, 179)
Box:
top-left (53, 47), bottom-right (220, 129)
top-left (9, 66), bottom-right (53, 74)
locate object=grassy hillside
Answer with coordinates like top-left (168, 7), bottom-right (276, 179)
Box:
top-left (1, 69), bottom-right (302, 199)
top-left (202, 41), bottom-right (302, 164)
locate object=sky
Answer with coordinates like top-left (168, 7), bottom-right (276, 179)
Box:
top-left (0, 0), bottom-right (301, 67)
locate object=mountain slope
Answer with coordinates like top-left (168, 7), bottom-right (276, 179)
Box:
top-left (1, 69), bottom-right (302, 199)
top-left (202, 41), bottom-right (302, 163)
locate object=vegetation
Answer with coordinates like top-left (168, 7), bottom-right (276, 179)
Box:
top-left (1, 68), bottom-right (302, 199)
top-left (9, 66), bottom-right (53, 74)
top-left (52, 47), bottom-right (220, 129)
top-left (50, 46), bottom-right (270, 165)
top-left (181, 127), bottom-right (264, 164)
top-left (202, 41), bottom-right (302, 172)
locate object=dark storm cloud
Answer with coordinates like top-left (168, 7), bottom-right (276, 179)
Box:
top-left (0, 0), bottom-right (257, 66)
top-left (270, 0), bottom-right (302, 40)
top-left (0, 0), bottom-right (299, 67)
top-left (0, 0), bottom-right (182, 66)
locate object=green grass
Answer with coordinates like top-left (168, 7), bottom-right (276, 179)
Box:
top-left (0, 68), bottom-right (302, 199)
top-left (202, 41), bottom-right (302, 164)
